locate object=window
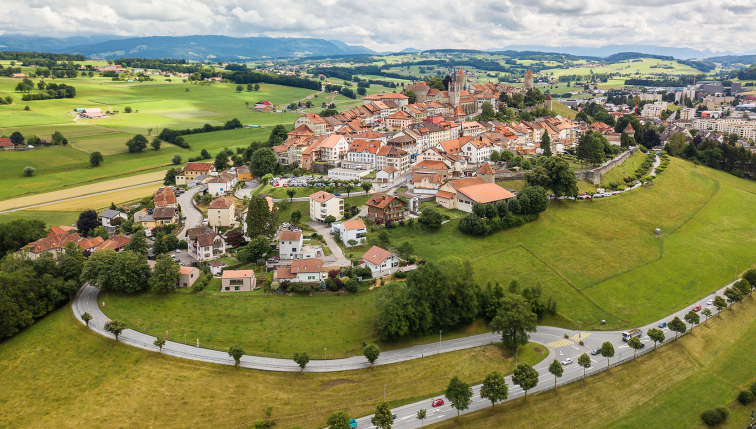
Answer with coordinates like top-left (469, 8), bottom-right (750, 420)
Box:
top-left (225, 287), bottom-right (230, 291)
top-left (235, 286), bottom-right (240, 291)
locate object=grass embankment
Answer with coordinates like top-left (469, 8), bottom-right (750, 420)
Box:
top-left (430, 296), bottom-right (756, 429)
top-left (597, 150), bottom-right (648, 188)
top-left (551, 101), bottom-right (577, 119)
top-left (0, 307), bottom-right (546, 429)
top-left (101, 159), bottom-right (756, 357)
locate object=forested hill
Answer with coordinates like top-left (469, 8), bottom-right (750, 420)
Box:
top-left (0, 35), bottom-right (375, 61)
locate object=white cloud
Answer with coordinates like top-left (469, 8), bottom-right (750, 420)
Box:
top-left (0, 0), bottom-right (754, 52)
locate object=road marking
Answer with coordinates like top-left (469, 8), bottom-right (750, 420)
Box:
top-left (547, 339), bottom-right (574, 348)
top-left (571, 332), bottom-right (591, 341)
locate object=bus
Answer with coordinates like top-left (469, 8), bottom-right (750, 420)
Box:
top-left (622, 329), bottom-right (642, 342)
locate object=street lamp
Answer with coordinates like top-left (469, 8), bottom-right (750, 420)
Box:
top-left (184, 333), bottom-right (186, 352)
top-left (324, 348), bottom-right (327, 371)
top-left (439, 330), bottom-right (442, 354)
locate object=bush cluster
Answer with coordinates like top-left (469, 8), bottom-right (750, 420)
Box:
top-left (700, 407), bottom-right (729, 426)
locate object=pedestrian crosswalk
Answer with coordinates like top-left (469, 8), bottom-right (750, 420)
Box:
top-left (571, 332), bottom-right (591, 341)
top-left (547, 339), bottom-right (574, 348)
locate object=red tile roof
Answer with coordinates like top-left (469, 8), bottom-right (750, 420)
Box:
top-left (361, 246), bottom-right (393, 266)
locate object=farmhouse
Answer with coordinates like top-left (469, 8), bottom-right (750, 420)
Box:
top-left (180, 162), bottom-right (217, 182)
top-left (81, 108), bottom-right (105, 119)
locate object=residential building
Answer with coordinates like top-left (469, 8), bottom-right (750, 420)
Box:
top-left (96, 235), bottom-right (130, 253)
top-left (236, 165), bottom-right (252, 181)
top-left (99, 209), bottom-right (127, 228)
top-left (208, 196), bottom-right (236, 227)
top-left (366, 193), bottom-right (406, 224)
top-left (679, 107), bottom-right (696, 121)
top-left (0, 138), bottom-right (15, 150)
top-left (278, 230), bottom-right (322, 260)
top-left (386, 110), bottom-right (414, 131)
top-left (187, 226), bottom-right (227, 261)
top-left (436, 177), bottom-right (515, 213)
top-left (181, 162), bottom-right (216, 182)
top-left (309, 191), bottom-right (344, 222)
top-left (376, 146), bottom-right (410, 173)
top-left (140, 207), bottom-right (178, 229)
top-left (24, 231), bottom-right (104, 260)
top-left (275, 259), bottom-right (325, 283)
top-left (332, 219), bottom-right (367, 247)
top-left (207, 173), bottom-right (237, 197)
top-left (412, 159), bottom-right (451, 180)
top-left (178, 266), bottom-right (200, 288)
top-left (221, 270), bottom-right (257, 292)
top-left (360, 246), bottom-right (402, 278)
top-left (153, 187), bottom-right (177, 208)
top-left (327, 168), bottom-right (372, 181)
top-left (208, 260), bottom-right (226, 276)
top-left (294, 113), bottom-right (328, 136)
top-left (376, 167), bottom-right (398, 183)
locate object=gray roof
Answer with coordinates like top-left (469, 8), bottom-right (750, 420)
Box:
top-left (100, 209), bottom-right (124, 219)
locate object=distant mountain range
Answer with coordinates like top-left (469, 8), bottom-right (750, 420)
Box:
top-left (1, 34), bottom-right (755, 64)
top-left (500, 44), bottom-right (755, 60)
top-left (0, 35), bottom-right (375, 60)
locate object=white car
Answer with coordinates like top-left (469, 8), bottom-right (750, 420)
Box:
top-left (706, 299), bottom-right (713, 305)
top-left (561, 357), bottom-right (573, 365)
top-left (175, 249), bottom-right (181, 253)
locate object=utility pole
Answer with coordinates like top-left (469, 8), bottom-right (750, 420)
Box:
top-left (439, 330), bottom-right (441, 354)
top-left (384, 384), bottom-right (386, 402)
top-left (324, 348), bottom-right (327, 371)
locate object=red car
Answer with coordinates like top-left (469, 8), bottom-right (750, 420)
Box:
top-left (432, 399), bottom-right (444, 407)
top-left (692, 305), bottom-right (701, 312)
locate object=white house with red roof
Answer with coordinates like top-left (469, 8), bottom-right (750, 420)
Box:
top-left (360, 246), bottom-right (402, 277)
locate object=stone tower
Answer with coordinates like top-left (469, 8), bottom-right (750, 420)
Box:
top-left (476, 162), bottom-right (496, 184)
top-left (544, 93), bottom-right (553, 111)
top-left (524, 69), bottom-right (534, 90)
top-left (456, 68), bottom-right (466, 91)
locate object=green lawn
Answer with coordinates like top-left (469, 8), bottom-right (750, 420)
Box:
top-left (0, 209), bottom-right (79, 226)
top-left (597, 150), bottom-right (648, 188)
top-left (0, 306), bottom-right (546, 429)
top-left (430, 296), bottom-right (756, 429)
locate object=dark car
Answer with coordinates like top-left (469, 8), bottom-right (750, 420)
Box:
top-left (591, 348), bottom-right (601, 355)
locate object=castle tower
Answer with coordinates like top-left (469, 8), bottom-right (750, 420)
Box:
top-left (544, 93), bottom-right (553, 111)
top-left (476, 162), bottom-right (496, 184)
top-left (456, 68), bottom-right (466, 91)
top-left (524, 69), bottom-right (534, 90)
top-left (449, 78), bottom-right (460, 107)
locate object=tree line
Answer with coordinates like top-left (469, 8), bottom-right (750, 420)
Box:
top-left (0, 51), bottom-right (86, 62)
top-left (157, 118), bottom-right (242, 149)
top-left (666, 133), bottom-right (756, 177)
top-left (458, 186), bottom-right (549, 236)
top-left (227, 70), bottom-right (321, 91)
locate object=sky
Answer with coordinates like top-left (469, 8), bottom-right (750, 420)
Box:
top-left (1, 0), bottom-right (755, 53)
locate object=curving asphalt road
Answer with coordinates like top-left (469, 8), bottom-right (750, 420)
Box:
top-left (176, 185), bottom-right (205, 240)
top-left (73, 277), bottom-right (740, 428)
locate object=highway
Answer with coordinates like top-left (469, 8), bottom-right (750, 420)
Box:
top-left (72, 278), bottom-right (740, 428)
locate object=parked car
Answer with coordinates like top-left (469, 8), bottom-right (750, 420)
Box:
top-left (561, 357), bottom-right (573, 365)
top-left (175, 249), bottom-right (181, 253)
top-left (658, 322), bottom-right (667, 328)
top-left (432, 399), bottom-right (444, 407)
top-left (692, 305), bottom-right (701, 312)
top-left (349, 418), bottom-right (357, 428)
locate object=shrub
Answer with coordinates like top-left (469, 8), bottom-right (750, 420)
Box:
top-left (345, 277), bottom-right (360, 293)
top-left (738, 390), bottom-right (754, 405)
top-left (393, 271), bottom-right (407, 279)
top-left (701, 410), bottom-right (723, 426)
top-left (750, 381), bottom-right (756, 396)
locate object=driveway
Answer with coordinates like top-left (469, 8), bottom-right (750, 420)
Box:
top-left (307, 221), bottom-right (351, 267)
top-left (177, 185), bottom-right (205, 239)
top-left (234, 179), bottom-right (260, 199)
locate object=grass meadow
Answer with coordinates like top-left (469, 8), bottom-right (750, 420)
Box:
top-left (0, 307), bottom-right (545, 429)
top-left (431, 295), bottom-right (756, 429)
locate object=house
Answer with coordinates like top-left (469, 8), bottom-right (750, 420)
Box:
top-left (180, 162), bottom-right (216, 183)
top-left (96, 235), bottom-right (131, 252)
top-left (99, 209), bottom-right (127, 228)
top-left (360, 246), bottom-right (402, 278)
top-left (412, 172), bottom-right (444, 194)
top-left (376, 167), bottom-right (398, 183)
top-left (187, 226), bottom-right (227, 261)
top-left (153, 187), bottom-right (177, 208)
top-left (0, 138), bottom-right (14, 150)
top-left (178, 266), bottom-right (200, 288)
top-left (366, 193), bottom-right (405, 224)
top-left (309, 191), bottom-right (344, 222)
top-left (411, 160), bottom-right (451, 180)
top-left (376, 146), bottom-right (410, 173)
top-left (221, 270), bottom-right (257, 292)
top-left (207, 173), bottom-right (237, 196)
top-left (207, 196), bottom-right (236, 227)
top-left (208, 260), bottom-right (226, 276)
top-left (436, 177), bottom-right (515, 212)
top-left (332, 219), bottom-right (367, 247)
top-left (236, 165), bottom-right (252, 182)
top-left (275, 259), bottom-right (324, 283)
top-left (386, 110), bottom-right (414, 131)
top-left (252, 101), bottom-right (273, 112)
top-left (140, 207), bottom-right (178, 228)
top-left (294, 113), bottom-right (328, 136)
top-left (278, 230), bottom-right (322, 260)
top-left (24, 231), bottom-right (103, 260)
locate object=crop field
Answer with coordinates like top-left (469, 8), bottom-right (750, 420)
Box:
top-left (0, 307), bottom-right (546, 429)
top-left (0, 209), bottom-right (80, 227)
top-left (0, 170), bottom-right (165, 211)
top-left (30, 182), bottom-right (160, 212)
top-left (432, 297), bottom-right (756, 429)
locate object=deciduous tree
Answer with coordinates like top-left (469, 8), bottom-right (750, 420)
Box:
top-left (713, 296), bottom-right (727, 314)
top-left (228, 344), bottom-right (245, 367)
top-left (363, 343), bottom-right (380, 367)
top-left (326, 412), bottom-right (351, 429)
top-left (512, 363), bottom-right (539, 398)
top-left (104, 320), bottom-right (127, 341)
top-left (647, 328), bottom-right (665, 349)
top-left (490, 294), bottom-right (537, 349)
top-left (293, 352), bottom-right (310, 373)
top-left (89, 151), bottom-right (104, 167)
top-left (480, 371), bottom-right (508, 411)
top-left (548, 359), bottom-right (563, 387)
top-left (577, 353), bottom-right (591, 376)
top-left (684, 310), bottom-right (700, 333)
top-left (445, 376), bottom-right (473, 421)
top-left (668, 316), bottom-right (687, 338)
top-left (600, 341), bottom-right (615, 366)
top-left (628, 336), bottom-right (643, 358)
top-left (154, 336), bottom-right (166, 352)
top-left (150, 254), bottom-right (180, 293)
top-left (371, 402), bottom-right (394, 429)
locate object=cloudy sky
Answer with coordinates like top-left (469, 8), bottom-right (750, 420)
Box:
top-left (1, 0), bottom-right (755, 53)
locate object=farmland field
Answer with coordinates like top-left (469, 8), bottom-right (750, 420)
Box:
top-left (30, 182), bottom-right (160, 212)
